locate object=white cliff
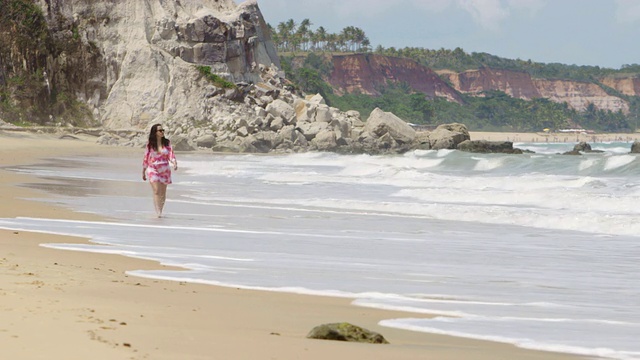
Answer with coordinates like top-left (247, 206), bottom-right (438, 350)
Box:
top-left (35, 0), bottom-right (280, 129)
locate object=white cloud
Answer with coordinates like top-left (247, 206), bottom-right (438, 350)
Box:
top-left (506, 0), bottom-right (546, 13)
top-left (333, 0), bottom-right (396, 18)
top-left (615, 0), bottom-right (640, 23)
top-left (457, 0), bottom-right (509, 30)
top-left (411, 0), bottom-right (455, 12)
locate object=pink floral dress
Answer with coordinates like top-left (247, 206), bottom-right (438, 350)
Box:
top-left (143, 145), bottom-right (176, 184)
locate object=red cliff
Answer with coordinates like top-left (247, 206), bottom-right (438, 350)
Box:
top-left (329, 54), bottom-right (462, 103)
top-left (325, 54), bottom-right (634, 114)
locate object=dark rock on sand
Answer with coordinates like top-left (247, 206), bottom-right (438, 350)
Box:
top-left (306, 322), bottom-right (389, 344)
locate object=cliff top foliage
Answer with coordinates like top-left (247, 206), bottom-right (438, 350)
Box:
top-left (268, 19), bottom-right (370, 54)
top-left (269, 18), bottom-right (640, 83)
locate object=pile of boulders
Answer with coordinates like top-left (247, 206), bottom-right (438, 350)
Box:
top-left (97, 78), bottom-right (479, 154)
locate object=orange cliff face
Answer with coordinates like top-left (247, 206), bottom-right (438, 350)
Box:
top-left (325, 54), bottom-right (635, 114)
top-left (438, 68), bottom-right (541, 100)
top-left (439, 68), bottom-right (630, 113)
top-left (533, 78), bottom-right (628, 113)
top-left (600, 76), bottom-right (640, 97)
top-left (328, 54), bottom-right (463, 103)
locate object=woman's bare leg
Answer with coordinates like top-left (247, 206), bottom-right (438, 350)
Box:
top-left (158, 183), bottom-right (167, 216)
top-left (150, 182), bottom-right (168, 217)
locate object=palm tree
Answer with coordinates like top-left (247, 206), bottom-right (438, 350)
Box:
top-left (267, 24), bottom-right (282, 50)
top-left (352, 27), bottom-right (366, 52)
top-left (316, 26), bottom-right (328, 51)
top-left (340, 26), bottom-right (354, 51)
top-left (297, 18), bottom-right (312, 51)
top-left (277, 21), bottom-right (290, 52)
top-left (327, 33), bottom-right (338, 52)
top-left (285, 19), bottom-right (297, 51)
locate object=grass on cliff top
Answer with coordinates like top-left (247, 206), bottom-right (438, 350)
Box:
top-left (196, 66), bottom-right (235, 89)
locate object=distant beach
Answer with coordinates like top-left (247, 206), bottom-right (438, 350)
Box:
top-left (470, 131), bottom-right (640, 143)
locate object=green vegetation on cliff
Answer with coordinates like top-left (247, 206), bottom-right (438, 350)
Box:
top-left (0, 0), bottom-right (97, 126)
top-left (323, 84), bottom-right (630, 132)
top-left (196, 66), bottom-right (236, 88)
top-left (279, 48), bottom-right (635, 132)
top-left (373, 46), bottom-right (640, 82)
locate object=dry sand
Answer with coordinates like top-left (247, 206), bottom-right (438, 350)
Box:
top-left (0, 130), bottom-right (589, 359)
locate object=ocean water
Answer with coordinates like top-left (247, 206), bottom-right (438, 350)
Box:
top-left (1, 141), bottom-right (639, 359)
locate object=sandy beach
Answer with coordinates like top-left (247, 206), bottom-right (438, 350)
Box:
top-left (470, 130), bottom-right (640, 143)
top-left (0, 130), bottom-right (591, 360)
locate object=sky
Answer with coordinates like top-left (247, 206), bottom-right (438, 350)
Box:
top-left (243, 0), bottom-right (640, 69)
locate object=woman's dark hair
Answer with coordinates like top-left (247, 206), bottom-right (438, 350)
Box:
top-left (147, 123), bottom-right (170, 151)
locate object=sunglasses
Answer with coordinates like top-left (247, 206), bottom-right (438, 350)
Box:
top-left (157, 129), bottom-right (165, 132)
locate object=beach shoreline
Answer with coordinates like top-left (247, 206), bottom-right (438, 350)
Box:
top-left (0, 131), bottom-right (590, 359)
top-left (470, 130), bottom-right (640, 143)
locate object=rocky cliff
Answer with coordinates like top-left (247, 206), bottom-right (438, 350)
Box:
top-left (323, 55), bottom-right (634, 114)
top-left (599, 76), bottom-right (640, 97)
top-left (329, 54), bottom-right (462, 103)
top-left (1, 0), bottom-right (280, 128)
top-left (438, 68), bottom-right (630, 113)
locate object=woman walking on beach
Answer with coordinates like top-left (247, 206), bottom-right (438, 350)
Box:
top-left (142, 124), bottom-right (178, 217)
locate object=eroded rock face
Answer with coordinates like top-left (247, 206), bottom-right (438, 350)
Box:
top-left (30, 0), bottom-right (280, 128)
top-left (329, 54), bottom-right (463, 103)
top-left (439, 68), bottom-right (630, 113)
top-left (439, 68), bottom-right (540, 100)
top-left (600, 76), bottom-right (640, 97)
top-left (533, 78), bottom-right (628, 113)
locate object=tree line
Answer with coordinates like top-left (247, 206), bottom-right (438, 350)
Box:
top-left (268, 19), bottom-right (371, 53)
top-left (372, 46), bottom-right (640, 82)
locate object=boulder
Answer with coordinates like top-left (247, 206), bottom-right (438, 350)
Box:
top-left (363, 108), bottom-right (416, 144)
top-left (266, 99), bottom-right (296, 124)
top-left (297, 122), bottom-right (330, 141)
top-left (428, 124), bottom-right (470, 150)
top-left (311, 129), bottom-right (338, 151)
top-left (307, 323), bottom-right (389, 344)
top-left (457, 140), bottom-right (523, 154)
top-left (314, 105), bottom-right (332, 123)
top-left (171, 135), bottom-right (197, 151)
top-left (195, 134), bottom-right (216, 148)
top-left (562, 142), bottom-right (604, 155)
top-left (631, 141), bottom-right (640, 153)
top-left (236, 133), bottom-right (272, 153)
top-left (306, 93), bottom-right (326, 105)
top-left (412, 131), bottom-right (431, 150)
top-left (293, 99), bottom-right (314, 123)
top-left (345, 110), bottom-right (361, 120)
